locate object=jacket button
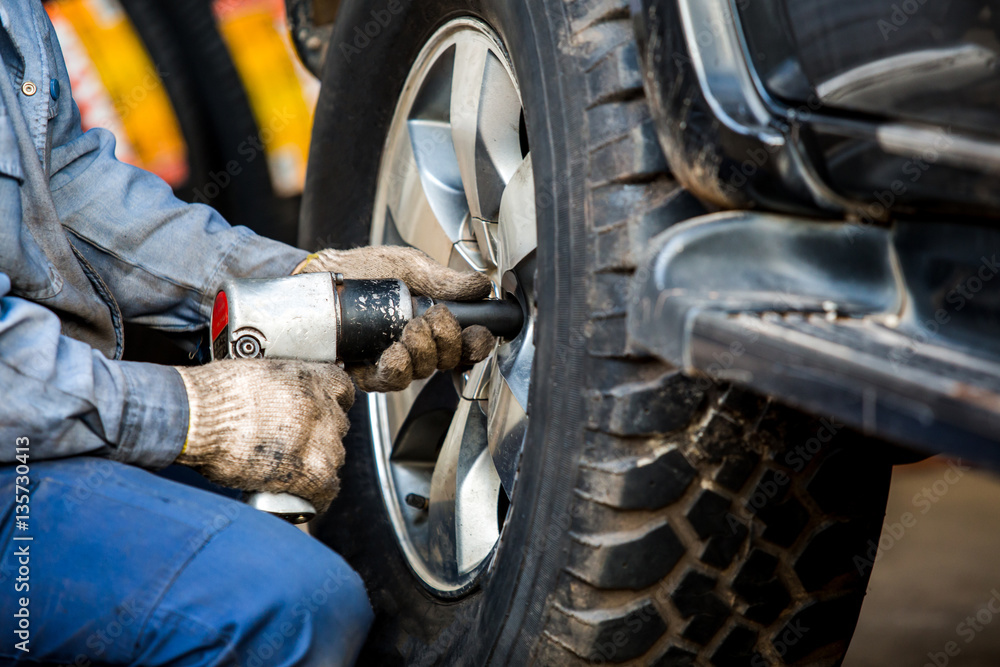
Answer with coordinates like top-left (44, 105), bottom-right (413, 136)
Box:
top-left (21, 81), bottom-right (36, 96)
top-left (50, 78), bottom-right (60, 100)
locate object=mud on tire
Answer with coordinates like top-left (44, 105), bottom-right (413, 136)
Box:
top-left (302, 0), bottom-right (892, 663)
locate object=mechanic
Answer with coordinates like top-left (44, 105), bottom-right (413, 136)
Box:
top-left (0, 2), bottom-right (494, 665)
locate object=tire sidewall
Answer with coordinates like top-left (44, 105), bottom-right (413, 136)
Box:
top-left (303, 1), bottom-right (589, 664)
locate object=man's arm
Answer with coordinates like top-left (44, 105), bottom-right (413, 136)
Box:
top-left (0, 273), bottom-right (188, 466)
top-left (35, 3), bottom-right (305, 334)
top-left (48, 124), bottom-right (308, 334)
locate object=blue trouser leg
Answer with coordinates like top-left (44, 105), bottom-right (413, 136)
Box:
top-left (0, 457), bottom-right (372, 666)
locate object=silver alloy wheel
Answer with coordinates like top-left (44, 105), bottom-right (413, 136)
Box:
top-left (368, 18), bottom-right (536, 596)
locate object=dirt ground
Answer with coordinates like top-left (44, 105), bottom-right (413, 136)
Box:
top-left (844, 459), bottom-right (1000, 666)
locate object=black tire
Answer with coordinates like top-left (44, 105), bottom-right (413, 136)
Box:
top-left (122, 0), bottom-right (297, 245)
top-left (302, 0), bottom-right (892, 664)
top-left (116, 0), bottom-right (214, 206)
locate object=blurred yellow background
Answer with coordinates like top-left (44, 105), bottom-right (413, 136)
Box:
top-left (45, 0), bottom-right (318, 196)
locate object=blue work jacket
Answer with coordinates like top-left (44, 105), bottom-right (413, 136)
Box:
top-left (0, 2), bottom-right (308, 468)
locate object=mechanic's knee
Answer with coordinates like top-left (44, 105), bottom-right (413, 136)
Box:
top-left (240, 545), bottom-right (373, 666)
top-left (293, 555), bottom-right (372, 622)
top-left (288, 550), bottom-right (373, 634)
top-left (142, 489), bottom-right (372, 666)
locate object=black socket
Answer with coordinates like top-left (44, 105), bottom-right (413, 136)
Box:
top-left (412, 296), bottom-right (524, 340)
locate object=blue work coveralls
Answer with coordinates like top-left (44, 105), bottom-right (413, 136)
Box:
top-left (0, 2), bottom-right (372, 664)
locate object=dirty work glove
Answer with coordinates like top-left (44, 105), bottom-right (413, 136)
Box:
top-left (175, 359), bottom-right (354, 513)
top-left (295, 246), bottom-right (492, 300)
top-left (350, 303), bottom-right (496, 392)
top-left (295, 246), bottom-right (497, 392)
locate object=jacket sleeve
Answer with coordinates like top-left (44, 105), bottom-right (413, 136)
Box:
top-left (0, 273), bottom-right (188, 467)
top-left (47, 124), bottom-right (309, 333)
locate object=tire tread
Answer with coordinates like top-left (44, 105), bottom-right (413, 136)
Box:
top-left (532, 2), bottom-right (890, 664)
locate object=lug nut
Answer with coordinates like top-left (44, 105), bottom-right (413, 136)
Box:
top-left (405, 493), bottom-right (429, 511)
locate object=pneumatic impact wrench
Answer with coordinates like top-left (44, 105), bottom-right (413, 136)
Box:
top-left (209, 272), bottom-right (524, 523)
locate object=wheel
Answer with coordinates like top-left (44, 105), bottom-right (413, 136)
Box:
top-left (301, 0), bottom-right (892, 664)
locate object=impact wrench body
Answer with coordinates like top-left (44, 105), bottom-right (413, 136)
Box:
top-left (209, 272), bottom-right (523, 522)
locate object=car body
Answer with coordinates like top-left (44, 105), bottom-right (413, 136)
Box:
top-left (626, 0), bottom-right (1000, 468)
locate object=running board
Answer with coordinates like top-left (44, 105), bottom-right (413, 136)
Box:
top-left (627, 211), bottom-right (1000, 465)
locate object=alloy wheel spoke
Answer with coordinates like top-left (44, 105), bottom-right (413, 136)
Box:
top-left (450, 39), bottom-right (523, 224)
top-left (408, 117), bottom-right (468, 236)
top-left (495, 317), bottom-right (534, 412)
top-left (448, 214), bottom-right (491, 275)
top-left (426, 398), bottom-right (467, 574)
top-left (455, 445), bottom-right (501, 573)
top-left (487, 366), bottom-right (528, 496)
top-left (382, 121), bottom-right (459, 266)
top-left (497, 154), bottom-right (537, 275)
top-left (487, 317), bottom-right (533, 494)
top-left (449, 40), bottom-right (488, 221)
top-left (461, 356), bottom-right (494, 400)
top-left (427, 394), bottom-right (498, 576)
